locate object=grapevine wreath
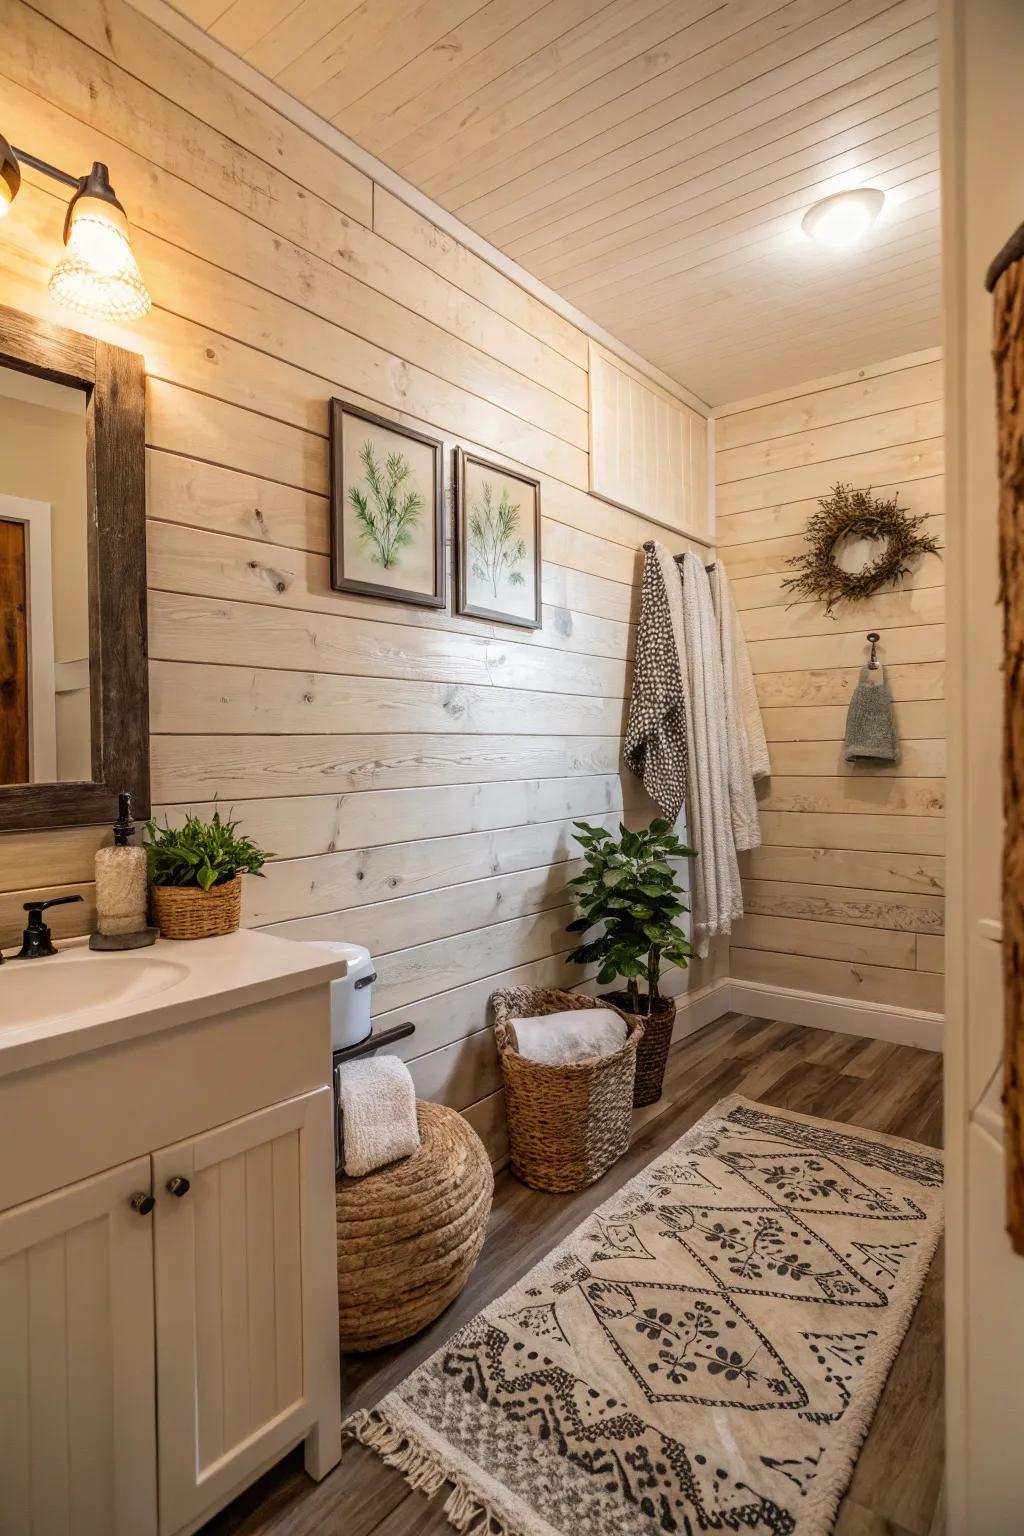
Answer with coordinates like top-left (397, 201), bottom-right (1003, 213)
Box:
top-left (781, 482), bottom-right (941, 616)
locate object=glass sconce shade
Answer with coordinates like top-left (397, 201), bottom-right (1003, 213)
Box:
top-left (48, 163), bottom-right (151, 322)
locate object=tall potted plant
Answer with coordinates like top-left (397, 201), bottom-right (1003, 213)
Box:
top-left (145, 809), bottom-right (270, 940)
top-left (566, 818), bottom-right (694, 1105)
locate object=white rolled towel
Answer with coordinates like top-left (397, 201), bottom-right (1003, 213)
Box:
top-left (336, 1055), bottom-right (420, 1177)
top-left (509, 1007), bottom-right (627, 1066)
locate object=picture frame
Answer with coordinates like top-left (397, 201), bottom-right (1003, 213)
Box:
top-left (454, 448), bottom-right (542, 629)
top-left (329, 398), bottom-right (445, 609)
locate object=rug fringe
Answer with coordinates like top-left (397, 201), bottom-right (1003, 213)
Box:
top-left (345, 1408), bottom-right (531, 1536)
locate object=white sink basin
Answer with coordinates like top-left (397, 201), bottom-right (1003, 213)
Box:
top-left (0, 930), bottom-right (349, 1079)
top-left (2, 951), bottom-right (190, 1027)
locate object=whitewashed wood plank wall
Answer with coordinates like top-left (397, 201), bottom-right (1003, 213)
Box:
top-left (0, 0), bottom-right (716, 1160)
top-left (716, 350), bottom-right (945, 1017)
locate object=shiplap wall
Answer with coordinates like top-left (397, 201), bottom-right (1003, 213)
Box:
top-left (715, 350), bottom-right (945, 1017)
top-left (0, 0), bottom-right (717, 1161)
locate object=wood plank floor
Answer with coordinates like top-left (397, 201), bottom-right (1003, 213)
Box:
top-left (202, 1015), bottom-right (944, 1536)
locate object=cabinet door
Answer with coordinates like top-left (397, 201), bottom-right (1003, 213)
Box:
top-left (152, 1088), bottom-right (340, 1535)
top-left (0, 1157), bottom-right (158, 1536)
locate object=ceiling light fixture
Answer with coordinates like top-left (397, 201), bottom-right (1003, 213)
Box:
top-left (2, 141), bottom-right (150, 322)
top-left (801, 187), bottom-right (885, 250)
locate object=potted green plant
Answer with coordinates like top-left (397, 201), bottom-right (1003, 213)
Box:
top-left (565, 818), bottom-right (694, 1105)
top-left (144, 808), bottom-right (270, 940)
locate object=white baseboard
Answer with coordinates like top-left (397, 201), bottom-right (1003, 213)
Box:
top-left (726, 979), bottom-right (944, 1053)
top-left (668, 977), bottom-right (734, 1045)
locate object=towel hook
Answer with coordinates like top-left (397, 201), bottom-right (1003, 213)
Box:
top-left (866, 632), bottom-right (881, 670)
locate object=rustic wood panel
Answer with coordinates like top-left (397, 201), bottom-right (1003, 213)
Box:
top-left (757, 777), bottom-right (945, 817)
top-left (148, 733), bottom-right (631, 804)
top-left (0, 0), bottom-right (711, 1140)
top-left (740, 845), bottom-right (945, 896)
top-left (730, 946), bottom-right (945, 1012)
top-left (720, 354), bottom-right (944, 1012)
top-left (755, 663), bottom-right (945, 707)
top-left (762, 701), bottom-right (944, 741)
top-left (741, 878), bottom-right (944, 934)
top-left (718, 474), bottom-right (946, 547)
top-left (766, 739), bottom-right (945, 778)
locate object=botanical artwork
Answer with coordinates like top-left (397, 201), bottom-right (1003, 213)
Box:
top-left (470, 480), bottom-right (527, 598)
top-left (348, 439), bottom-right (423, 571)
top-left (456, 449), bottom-right (541, 628)
top-left (347, 1095), bottom-right (943, 1536)
top-left (329, 400), bottom-right (444, 608)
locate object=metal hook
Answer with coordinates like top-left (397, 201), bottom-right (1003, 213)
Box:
top-left (867, 632), bottom-right (880, 670)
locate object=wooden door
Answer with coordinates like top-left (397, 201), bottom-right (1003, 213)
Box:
top-left (152, 1088), bottom-right (340, 1535)
top-left (0, 517), bottom-right (29, 784)
top-left (0, 1156), bottom-right (158, 1536)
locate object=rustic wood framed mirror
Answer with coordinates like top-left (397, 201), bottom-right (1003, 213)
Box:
top-left (0, 303), bottom-right (148, 832)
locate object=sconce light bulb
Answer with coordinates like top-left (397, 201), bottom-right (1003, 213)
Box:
top-left (48, 164), bottom-right (151, 323)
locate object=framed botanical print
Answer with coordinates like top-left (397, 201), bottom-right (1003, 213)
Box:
top-left (329, 399), bottom-right (445, 608)
top-left (454, 448), bottom-right (542, 629)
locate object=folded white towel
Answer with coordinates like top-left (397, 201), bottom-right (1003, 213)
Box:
top-left (336, 1055), bottom-right (420, 1177)
top-left (509, 1008), bottom-right (627, 1065)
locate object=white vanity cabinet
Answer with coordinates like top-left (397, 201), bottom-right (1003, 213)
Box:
top-left (0, 1156), bottom-right (159, 1536)
top-left (0, 932), bottom-right (348, 1536)
top-left (153, 1089), bottom-right (337, 1535)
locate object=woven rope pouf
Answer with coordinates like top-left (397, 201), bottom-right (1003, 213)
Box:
top-left (336, 1100), bottom-right (494, 1352)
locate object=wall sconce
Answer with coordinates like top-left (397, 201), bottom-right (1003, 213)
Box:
top-left (0, 133), bottom-right (150, 322)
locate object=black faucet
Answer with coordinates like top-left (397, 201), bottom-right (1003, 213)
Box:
top-left (11, 895), bottom-right (85, 960)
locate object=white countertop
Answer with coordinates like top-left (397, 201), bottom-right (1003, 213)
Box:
top-left (0, 929), bottom-right (347, 1078)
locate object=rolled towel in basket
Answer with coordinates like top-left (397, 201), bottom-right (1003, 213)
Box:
top-left (509, 1007), bottom-right (627, 1066)
top-left (336, 1055), bottom-right (420, 1177)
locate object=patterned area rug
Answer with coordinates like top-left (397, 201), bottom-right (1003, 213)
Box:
top-left (346, 1093), bottom-right (943, 1536)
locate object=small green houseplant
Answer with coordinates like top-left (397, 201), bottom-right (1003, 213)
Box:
top-left (566, 818), bottom-right (695, 1104)
top-left (144, 809), bottom-right (270, 940)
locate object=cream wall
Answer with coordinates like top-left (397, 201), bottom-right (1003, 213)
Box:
top-left (715, 352), bottom-right (945, 1019)
top-left (0, 391), bottom-right (88, 663)
top-left (0, 387), bottom-right (91, 780)
top-left (0, 0), bottom-right (719, 1160)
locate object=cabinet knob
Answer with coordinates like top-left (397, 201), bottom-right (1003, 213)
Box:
top-left (130, 1192), bottom-right (156, 1215)
top-left (166, 1175), bottom-right (191, 1198)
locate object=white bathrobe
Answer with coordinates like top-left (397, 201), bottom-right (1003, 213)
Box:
top-left (714, 561), bottom-right (770, 782)
top-left (709, 561), bottom-right (765, 851)
top-left (678, 553), bottom-right (744, 957)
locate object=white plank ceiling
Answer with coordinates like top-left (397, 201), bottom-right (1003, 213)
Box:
top-left (171, 0), bottom-right (941, 405)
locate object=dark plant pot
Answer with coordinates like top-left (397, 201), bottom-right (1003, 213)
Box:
top-left (601, 991), bottom-right (676, 1107)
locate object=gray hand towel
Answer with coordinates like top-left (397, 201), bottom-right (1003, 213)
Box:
top-left (844, 666), bottom-right (900, 763)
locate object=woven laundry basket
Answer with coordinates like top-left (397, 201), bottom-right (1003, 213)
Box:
top-left (336, 1100), bottom-right (493, 1352)
top-left (491, 987), bottom-right (642, 1194)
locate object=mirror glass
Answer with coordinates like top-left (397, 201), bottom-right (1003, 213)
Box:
top-left (0, 365), bottom-right (91, 785)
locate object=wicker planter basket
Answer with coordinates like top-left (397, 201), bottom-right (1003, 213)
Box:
top-left (602, 991), bottom-right (676, 1107)
top-left (152, 875), bottom-right (242, 940)
top-left (491, 987), bottom-right (642, 1194)
top-left (336, 1101), bottom-right (493, 1352)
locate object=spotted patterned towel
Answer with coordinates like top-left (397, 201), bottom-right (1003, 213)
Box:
top-left (346, 1094), bottom-right (942, 1536)
top-left (623, 543), bottom-right (689, 822)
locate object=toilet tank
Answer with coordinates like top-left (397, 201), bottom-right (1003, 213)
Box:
top-left (306, 941), bottom-right (375, 1050)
